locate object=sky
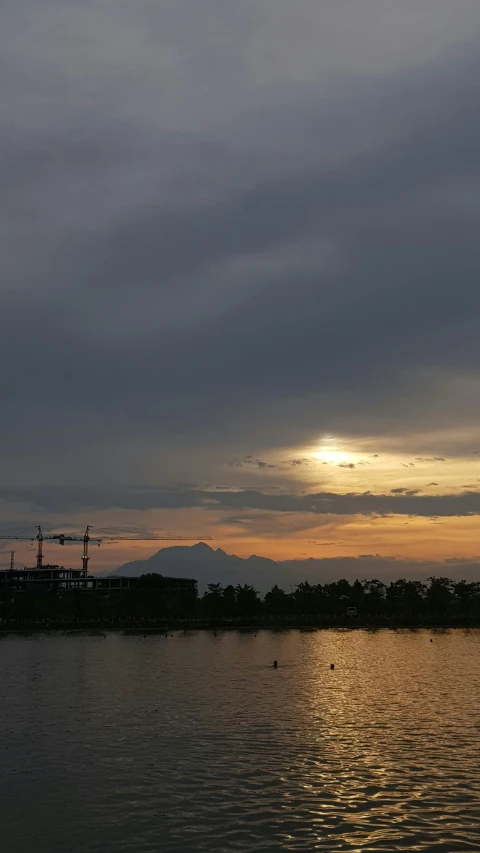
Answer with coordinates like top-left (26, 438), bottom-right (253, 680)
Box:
top-left (2, 1), bottom-right (480, 579)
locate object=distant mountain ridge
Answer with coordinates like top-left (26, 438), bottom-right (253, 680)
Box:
top-left (107, 543), bottom-right (480, 593)
top-left (109, 542), bottom-right (292, 593)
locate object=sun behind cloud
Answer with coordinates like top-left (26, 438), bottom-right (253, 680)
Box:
top-left (311, 437), bottom-right (358, 466)
top-left (313, 447), bottom-right (355, 464)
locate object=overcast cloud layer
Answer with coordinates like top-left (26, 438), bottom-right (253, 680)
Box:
top-left (3, 484), bottom-right (480, 519)
top-left (2, 2), bottom-right (480, 564)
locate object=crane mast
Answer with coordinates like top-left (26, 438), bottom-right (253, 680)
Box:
top-left (37, 525), bottom-right (43, 569)
top-left (83, 525), bottom-right (92, 574)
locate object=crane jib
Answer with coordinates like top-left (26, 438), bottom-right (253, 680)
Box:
top-left (0, 528), bottom-right (212, 573)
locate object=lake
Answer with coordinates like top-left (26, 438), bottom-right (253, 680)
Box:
top-left (1, 629), bottom-right (479, 852)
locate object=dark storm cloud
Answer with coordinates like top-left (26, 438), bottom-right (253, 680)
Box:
top-left (7, 73), bottom-right (480, 420)
top-left (1, 1), bottom-right (480, 486)
top-left (4, 484), bottom-right (480, 519)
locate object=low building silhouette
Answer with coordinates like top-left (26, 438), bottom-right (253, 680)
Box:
top-left (0, 566), bottom-right (197, 595)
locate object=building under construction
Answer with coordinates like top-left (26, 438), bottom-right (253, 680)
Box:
top-left (0, 525), bottom-right (208, 596)
top-left (0, 566), bottom-right (198, 595)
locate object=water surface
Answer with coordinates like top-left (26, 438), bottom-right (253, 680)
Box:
top-left (1, 629), bottom-right (479, 852)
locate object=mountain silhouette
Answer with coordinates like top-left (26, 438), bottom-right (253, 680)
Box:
top-left (110, 542), bottom-right (292, 593)
top-left (108, 543), bottom-right (480, 592)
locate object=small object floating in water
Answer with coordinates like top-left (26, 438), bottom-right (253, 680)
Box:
top-left (430, 638), bottom-right (433, 642)
top-left (330, 663), bottom-right (335, 670)
top-left (273, 660), bottom-right (278, 669)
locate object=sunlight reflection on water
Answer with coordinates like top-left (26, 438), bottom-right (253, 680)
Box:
top-left (1, 629), bottom-right (479, 852)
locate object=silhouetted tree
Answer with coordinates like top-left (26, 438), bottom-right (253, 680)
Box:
top-left (202, 583), bottom-right (224, 619)
top-left (293, 581), bottom-right (317, 613)
top-left (223, 584), bottom-right (237, 617)
top-left (235, 584), bottom-right (260, 617)
top-left (452, 580), bottom-right (479, 615)
top-left (264, 584), bottom-right (292, 614)
top-left (426, 577), bottom-right (453, 615)
top-left (386, 579), bottom-right (426, 616)
top-left (362, 579), bottom-right (386, 614)
top-left (323, 579), bottom-right (351, 615)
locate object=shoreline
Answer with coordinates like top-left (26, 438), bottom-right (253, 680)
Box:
top-left (1, 617), bottom-right (480, 635)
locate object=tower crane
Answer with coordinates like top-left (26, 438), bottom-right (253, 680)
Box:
top-left (0, 526), bottom-right (212, 574)
top-left (0, 525), bottom-right (86, 570)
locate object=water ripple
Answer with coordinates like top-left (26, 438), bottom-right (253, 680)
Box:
top-left (1, 629), bottom-right (479, 851)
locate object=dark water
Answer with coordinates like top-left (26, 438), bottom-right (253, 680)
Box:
top-left (1, 629), bottom-right (479, 852)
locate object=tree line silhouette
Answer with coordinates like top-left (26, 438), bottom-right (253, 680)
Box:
top-left (199, 577), bottom-right (480, 620)
top-left (2, 575), bottom-right (480, 626)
